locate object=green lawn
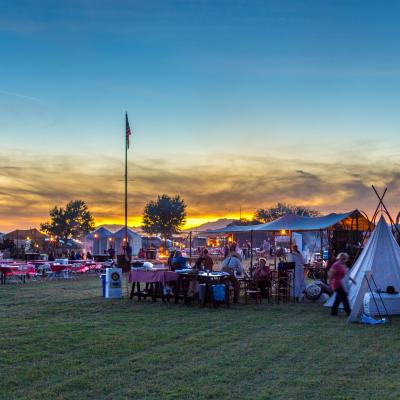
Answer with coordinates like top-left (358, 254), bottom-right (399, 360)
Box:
top-left (1, 277), bottom-right (400, 400)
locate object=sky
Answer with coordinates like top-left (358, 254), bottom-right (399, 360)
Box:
top-left (1, 0), bottom-right (400, 232)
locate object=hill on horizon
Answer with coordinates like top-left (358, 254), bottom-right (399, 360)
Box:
top-left (97, 218), bottom-right (235, 234)
top-left (95, 224), bottom-right (142, 233)
top-left (185, 218), bottom-right (235, 232)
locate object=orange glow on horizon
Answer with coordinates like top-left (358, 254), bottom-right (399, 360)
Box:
top-left (94, 212), bottom-right (254, 230)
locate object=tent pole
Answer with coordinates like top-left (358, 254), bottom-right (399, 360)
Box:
top-left (364, 274), bottom-right (384, 322)
top-left (189, 231), bottom-right (192, 266)
top-left (250, 229), bottom-right (254, 277)
top-left (326, 228), bottom-right (330, 265)
top-left (319, 229), bottom-right (323, 267)
top-left (372, 185), bottom-right (400, 238)
top-left (370, 274), bottom-right (391, 323)
top-left (352, 189), bottom-right (388, 266)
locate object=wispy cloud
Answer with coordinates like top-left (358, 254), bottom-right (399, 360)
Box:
top-left (0, 90), bottom-right (44, 104)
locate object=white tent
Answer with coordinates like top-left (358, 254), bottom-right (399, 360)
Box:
top-left (113, 228), bottom-right (142, 256)
top-left (325, 216), bottom-right (400, 322)
top-left (86, 227), bottom-right (112, 255)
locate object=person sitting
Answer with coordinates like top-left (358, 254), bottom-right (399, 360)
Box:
top-left (253, 258), bottom-right (271, 298)
top-left (75, 251), bottom-right (82, 260)
top-left (138, 247), bottom-right (146, 259)
top-left (221, 244), bottom-right (248, 303)
top-left (86, 251), bottom-right (93, 260)
top-left (48, 252), bottom-right (55, 262)
top-left (168, 250), bottom-right (176, 270)
top-left (171, 250), bottom-right (187, 270)
top-left (202, 248), bottom-right (214, 271)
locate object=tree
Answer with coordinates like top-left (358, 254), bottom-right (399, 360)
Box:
top-left (142, 194), bottom-right (186, 239)
top-left (40, 200), bottom-right (95, 241)
top-left (254, 202), bottom-right (320, 223)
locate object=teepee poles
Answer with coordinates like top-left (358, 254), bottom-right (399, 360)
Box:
top-left (372, 185), bottom-right (400, 238)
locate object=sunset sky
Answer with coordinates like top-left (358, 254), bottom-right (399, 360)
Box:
top-left (1, 1), bottom-right (400, 232)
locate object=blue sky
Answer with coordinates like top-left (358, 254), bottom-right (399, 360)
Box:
top-left (1, 1), bottom-right (400, 230)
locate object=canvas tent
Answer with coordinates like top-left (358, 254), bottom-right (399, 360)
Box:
top-left (206, 210), bottom-right (370, 233)
top-left (86, 227), bottom-right (112, 255)
top-left (325, 216), bottom-right (400, 322)
top-left (113, 228), bottom-right (142, 256)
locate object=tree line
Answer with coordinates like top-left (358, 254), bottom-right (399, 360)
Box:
top-left (40, 196), bottom-right (318, 242)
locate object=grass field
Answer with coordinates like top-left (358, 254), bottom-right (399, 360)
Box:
top-left (1, 277), bottom-right (400, 400)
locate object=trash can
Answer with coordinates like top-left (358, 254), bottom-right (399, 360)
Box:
top-left (101, 274), bottom-right (106, 297)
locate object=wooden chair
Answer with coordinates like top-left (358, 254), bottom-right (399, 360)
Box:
top-left (269, 270), bottom-right (290, 303)
top-left (243, 278), bottom-right (262, 304)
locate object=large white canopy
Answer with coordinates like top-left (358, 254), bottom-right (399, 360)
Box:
top-left (205, 210), bottom-right (369, 233)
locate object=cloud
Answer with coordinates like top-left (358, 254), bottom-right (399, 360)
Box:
top-left (0, 150), bottom-right (399, 232)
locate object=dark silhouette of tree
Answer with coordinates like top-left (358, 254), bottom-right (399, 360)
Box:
top-left (254, 202), bottom-right (320, 223)
top-left (40, 200), bottom-right (95, 241)
top-left (142, 194), bottom-right (186, 239)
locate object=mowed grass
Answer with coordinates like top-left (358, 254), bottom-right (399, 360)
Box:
top-left (1, 277), bottom-right (400, 400)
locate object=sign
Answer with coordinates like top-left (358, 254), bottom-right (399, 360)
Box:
top-left (105, 267), bottom-right (122, 298)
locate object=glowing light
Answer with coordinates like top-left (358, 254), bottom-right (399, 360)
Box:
top-left (280, 230), bottom-right (286, 235)
top-left (26, 236), bottom-right (30, 240)
top-left (108, 237), bottom-right (112, 241)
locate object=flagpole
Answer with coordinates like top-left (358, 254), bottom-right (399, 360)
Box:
top-left (124, 113), bottom-right (128, 244)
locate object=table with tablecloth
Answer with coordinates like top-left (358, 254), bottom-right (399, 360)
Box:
top-left (364, 292), bottom-right (400, 316)
top-left (128, 269), bottom-right (178, 301)
top-left (174, 271), bottom-right (230, 306)
top-left (0, 265), bottom-right (36, 284)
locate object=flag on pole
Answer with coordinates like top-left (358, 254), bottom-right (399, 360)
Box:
top-left (126, 112), bottom-right (132, 149)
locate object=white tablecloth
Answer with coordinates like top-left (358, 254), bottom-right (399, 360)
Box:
top-left (364, 292), bottom-right (400, 316)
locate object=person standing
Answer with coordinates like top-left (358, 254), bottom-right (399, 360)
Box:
top-left (290, 245), bottom-right (306, 301)
top-left (108, 245), bottom-right (116, 260)
top-left (262, 239), bottom-right (271, 257)
top-left (125, 241), bottom-right (132, 263)
top-left (328, 252), bottom-right (353, 316)
top-left (223, 243), bottom-right (230, 259)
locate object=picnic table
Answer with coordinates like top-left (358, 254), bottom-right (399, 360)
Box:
top-left (128, 269), bottom-right (178, 301)
top-left (0, 265), bottom-right (36, 284)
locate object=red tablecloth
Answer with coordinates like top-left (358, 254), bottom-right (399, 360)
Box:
top-left (50, 263), bottom-right (100, 273)
top-left (0, 265), bottom-right (36, 276)
top-left (128, 270), bottom-right (178, 285)
top-left (50, 264), bottom-right (70, 273)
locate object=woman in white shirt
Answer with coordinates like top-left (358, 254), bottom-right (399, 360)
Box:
top-left (290, 245), bottom-right (306, 301)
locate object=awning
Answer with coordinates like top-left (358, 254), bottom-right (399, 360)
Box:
top-left (205, 210), bottom-right (370, 234)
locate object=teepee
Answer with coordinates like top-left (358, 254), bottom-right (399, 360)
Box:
top-left (325, 216), bottom-right (400, 321)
